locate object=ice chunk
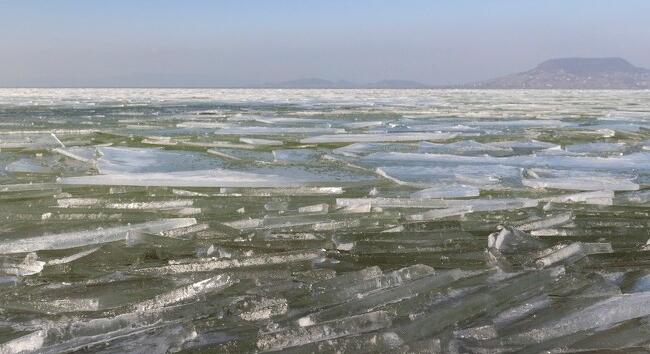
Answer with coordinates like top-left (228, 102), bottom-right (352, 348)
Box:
top-left (233, 296), bottom-right (288, 321)
top-left (523, 176), bottom-right (639, 191)
top-left (215, 126), bottom-right (344, 135)
top-left (332, 142), bottom-right (419, 157)
top-left (313, 265), bottom-right (435, 305)
top-left (206, 148), bottom-right (243, 161)
top-left (535, 242), bottom-right (613, 268)
top-left (58, 169), bottom-right (336, 188)
top-left (0, 252), bottom-right (45, 276)
top-left (279, 331), bottom-right (403, 354)
top-left (518, 292), bottom-right (650, 343)
top-left (273, 149), bottom-right (320, 163)
top-left (418, 140), bottom-right (513, 155)
top-left (517, 212), bottom-right (574, 231)
top-left (52, 146), bottom-right (98, 163)
top-left (304, 270), bottom-right (464, 323)
top-left (135, 274), bottom-right (234, 312)
top-left (375, 165), bottom-right (521, 188)
top-left (0, 218), bottom-right (196, 254)
top-left (489, 139), bottom-right (559, 150)
top-left (298, 203), bottom-right (329, 214)
top-left (256, 311), bottom-right (392, 351)
top-left (56, 198), bottom-right (194, 210)
top-left (0, 330), bottom-right (46, 354)
top-left (46, 247), bottom-right (100, 265)
top-left (301, 132), bottom-right (458, 144)
top-left (95, 146), bottom-right (223, 174)
top-left (364, 152), bottom-right (650, 172)
top-left (240, 137), bottom-right (283, 146)
top-left (137, 250), bottom-right (322, 274)
top-left (487, 227), bottom-right (545, 254)
top-left (0, 132), bottom-right (64, 150)
top-left (540, 190), bottom-right (615, 205)
top-left (565, 142), bottom-right (627, 154)
top-left (410, 184), bottom-right (480, 199)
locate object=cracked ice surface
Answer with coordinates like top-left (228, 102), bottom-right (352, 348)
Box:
top-left (0, 89), bottom-right (650, 352)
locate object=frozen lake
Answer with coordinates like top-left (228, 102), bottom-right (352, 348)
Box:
top-left (1, 89), bottom-right (650, 352)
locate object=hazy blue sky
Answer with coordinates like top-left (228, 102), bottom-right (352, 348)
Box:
top-left (1, 0), bottom-right (650, 87)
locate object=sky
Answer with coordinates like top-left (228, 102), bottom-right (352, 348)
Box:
top-left (1, 0), bottom-right (650, 87)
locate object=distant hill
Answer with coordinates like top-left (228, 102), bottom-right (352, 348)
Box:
top-left (261, 78), bottom-right (430, 89)
top-left (468, 57), bottom-right (650, 89)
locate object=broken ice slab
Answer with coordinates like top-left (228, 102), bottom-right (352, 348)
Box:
top-left (310, 266), bottom-right (383, 295)
top-left (399, 268), bottom-right (563, 340)
top-left (206, 148), bottom-right (243, 161)
top-left (341, 120), bottom-right (385, 129)
top-left (311, 265), bottom-right (436, 305)
top-left (5, 158), bottom-right (56, 174)
top-left (410, 184), bottom-right (480, 199)
top-left (46, 247), bottom-right (100, 266)
top-left (141, 136), bottom-right (179, 146)
top-left (52, 146), bottom-right (97, 163)
top-left (418, 140), bottom-right (513, 155)
top-left (467, 119), bottom-right (571, 129)
top-left (535, 242), bottom-right (614, 268)
top-left (273, 149), bottom-right (320, 163)
top-left (94, 146), bottom-right (224, 174)
top-left (565, 142), bottom-right (627, 154)
top-left (488, 139), bottom-right (560, 151)
top-left (487, 227), bottom-right (546, 254)
top-left (516, 212), bottom-right (574, 231)
top-left (135, 274), bottom-right (233, 312)
top-left (363, 151), bottom-right (650, 172)
top-left (337, 197), bottom-right (537, 210)
top-left (264, 201), bottom-right (290, 211)
top-left (614, 189), bottom-right (650, 206)
top-left (216, 186), bottom-right (344, 196)
top-left (301, 132), bottom-right (457, 144)
top-left (0, 218), bottom-right (196, 254)
top-left (0, 182), bottom-right (60, 193)
top-left (491, 294), bottom-right (552, 328)
top-left (0, 330), bottom-right (46, 354)
top-left (540, 190), bottom-right (615, 205)
top-left (514, 292), bottom-right (650, 345)
top-left (332, 142), bottom-right (419, 157)
top-left (157, 223), bottom-right (209, 238)
top-left (403, 207), bottom-right (472, 221)
top-left (298, 203), bottom-right (329, 214)
top-left (181, 140), bottom-right (257, 149)
top-left (303, 270), bottom-right (465, 324)
top-left (279, 331), bottom-right (404, 354)
top-left (0, 132), bottom-right (64, 150)
top-left (375, 165), bottom-right (521, 188)
top-left (214, 126), bottom-right (344, 135)
top-left (406, 199), bottom-right (539, 221)
top-left (239, 137), bottom-right (283, 146)
top-left (256, 311), bottom-right (392, 351)
top-left (56, 198), bottom-right (194, 210)
top-left (523, 176), bottom-right (639, 191)
top-left (136, 250), bottom-right (322, 275)
top-left (4, 280), bottom-right (234, 353)
top-left (0, 253), bottom-right (45, 276)
top-left (176, 121), bottom-right (231, 129)
top-left (91, 323), bottom-right (198, 354)
top-left (208, 148), bottom-right (275, 162)
top-left (225, 212), bottom-right (389, 231)
top-left (58, 169), bottom-right (339, 188)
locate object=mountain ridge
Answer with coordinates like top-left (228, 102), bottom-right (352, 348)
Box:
top-left (467, 57), bottom-right (650, 89)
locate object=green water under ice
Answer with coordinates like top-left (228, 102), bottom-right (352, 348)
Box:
top-left (0, 89), bottom-right (650, 353)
